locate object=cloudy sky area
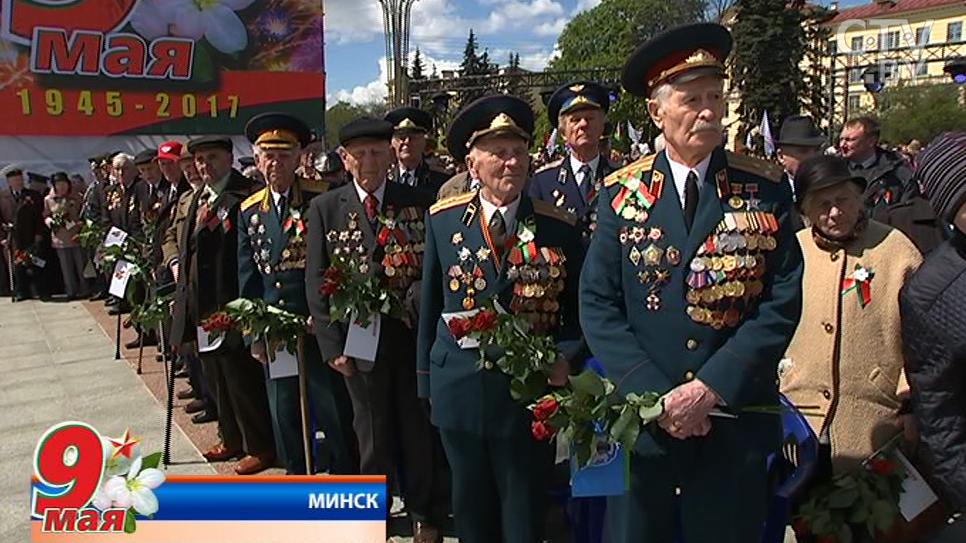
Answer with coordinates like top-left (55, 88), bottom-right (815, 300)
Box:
top-left (323, 0), bottom-right (863, 107)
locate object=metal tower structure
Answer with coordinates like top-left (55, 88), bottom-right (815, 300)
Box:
top-left (378, 0), bottom-right (417, 105)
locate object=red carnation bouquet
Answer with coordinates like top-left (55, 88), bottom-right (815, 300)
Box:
top-left (200, 311), bottom-right (234, 344)
top-left (319, 254), bottom-right (404, 327)
top-left (445, 300), bottom-right (557, 403)
top-left (792, 447), bottom-right (908, 543)
top-left (12, 249), bottom-right (31, 265)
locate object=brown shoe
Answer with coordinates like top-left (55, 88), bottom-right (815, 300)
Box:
top-left (235, 454), bottom-right (275, 475)
top-left (203, 444), bottom-right (242, 462)
top-left (412, 521), bottom-right (442, 543)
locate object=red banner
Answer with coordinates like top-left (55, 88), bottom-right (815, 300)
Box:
top-left (0, 0), bottom-right (324, 135)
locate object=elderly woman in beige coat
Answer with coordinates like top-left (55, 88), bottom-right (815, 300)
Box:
top-left (780, 154), bottom-right (921, 476)
top-left (43, 172), bottom-right (87, 299)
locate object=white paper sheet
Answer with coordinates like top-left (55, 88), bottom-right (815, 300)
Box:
top-left (895, 449), bottom-right (940, 521)
top-left (108, 259), bottom-right (134, 298)
top-left (103, 227), bottom-right (128, 247)
top-left (30, 256), bottom-right (46, 268)
top-left (269, 347), bottom-right (299, 379)
top-left (344, 314), bottom-right (380, 363)
top-left (196, 326), bottom-right (224, 353)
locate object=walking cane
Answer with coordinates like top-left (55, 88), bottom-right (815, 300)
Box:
top-left (296, 334), bottom-right (313, 475)
top-left (4, 242), bottom-right (14, 302)
top-left (136, 331), bottom-right (144, 374)
top-left (114, 311), bottom-right (122, 360)
top-left (161, 317), bottom-right (175, 468)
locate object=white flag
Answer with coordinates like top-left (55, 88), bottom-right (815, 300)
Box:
top-left (545, 128), bottom-right (558, 155)
top-left (627, 121), bottom-right (641, 145)
top-left (761, 111), bottom-right (775, 157)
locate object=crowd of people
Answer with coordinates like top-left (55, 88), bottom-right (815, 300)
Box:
top-left (2, 20), bottom-right (965, 543)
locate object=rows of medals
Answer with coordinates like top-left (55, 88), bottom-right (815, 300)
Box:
top-left (684, 210), bottom-right (779, 329)
top-left (506, 245), bottom-right (567, 333)
top-left (619, 225), bottom-right (679, 311)
top-left (376, 206), bottom-right (425, 289)
top-left (327, 211), bottom-right (370, 273)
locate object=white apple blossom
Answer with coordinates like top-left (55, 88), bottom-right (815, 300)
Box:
top-left (130, 0), bottom-right (172, 41)
top-left (161, 0), bottom-right (256, 54)
top-left (91, 485), bottom-right (114, 510)
top-left (104, 456), bottom-right (166, 516)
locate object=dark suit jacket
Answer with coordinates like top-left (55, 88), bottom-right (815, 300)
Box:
top-left (305, 180), bottom-right (432, 370)
top-left (169, 170), bottom-right (256, 347)
top-left (0, 188), bottom-right (44, 250)
top-left (416, 192), bottom-right (584, 437)
top-left (529, 155), bottom-right (613, 218)
top-left (100, 177), bottom-right (144, 240)
top-left (390, 159), bottom-right (449, 196)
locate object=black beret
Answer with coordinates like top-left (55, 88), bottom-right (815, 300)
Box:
top-left (385, 107), bottom-right (433, 134)
top-left (339, 117), bottom-right (393, 147)
top-left (547, 81), bottom-right (611, 127)
top-left (622, 23), bottom-right (732, 98)
top-left (187, 136), bottom-right (233, 154)
top-left (794, 154), bottom-right (867, 205)
top-left (446, 95), bottom-right (534, 162)
top-left (245, 112), bottom-right (311, 149)
top-left (134, 149), bottom-right (157, 165)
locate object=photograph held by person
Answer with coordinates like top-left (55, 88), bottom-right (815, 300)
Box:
top-left (43, 172), bottom-right (87, 300)
top-left (305, 117), bottom-right (447, 543)
top-left (168, 136), bottom-right (276, 475)
top-left (384, 106), bottom-right (450, 195)
top-left (579, 23), bottom-right (804, 543)
top-left (0, 165), bottom-right (47, 302)
top-left (529, 80), bottom-right (615, 241)
top-left (839, 117), bottom-right (946, 254)
top-left (417, 95), bottom-right (581, 543)
top-left (900, 132), bottom-right (966, 515)
top-left (781, 154), bottom-right (920, 488)
top-left (237, 112), bottom-right (357, 475)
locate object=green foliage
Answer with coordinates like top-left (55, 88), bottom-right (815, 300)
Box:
top-left (411, 48), bottom-right (425, 80)
top-left (871, 83), bottom-right (966, 144)
top-left (732, 0), bottom-right (829, 130)
top-left (324, 101), bottom-right (390, 148)
top-left (549, 0), bottom-right (705, 136)
top-left (321, 254), bottom-right (404, 327)
top-left (222, 298), bottom-right (308, 356)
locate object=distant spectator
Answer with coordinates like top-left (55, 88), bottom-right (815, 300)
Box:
top-left (43, 172), bottom-right (87, 299)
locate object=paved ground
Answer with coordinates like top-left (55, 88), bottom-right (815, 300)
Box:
top-left (0, 298), bottom-right (214, 543)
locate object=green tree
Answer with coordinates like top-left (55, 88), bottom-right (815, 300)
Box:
top-left (411, 48), bottom-right (425, 80)
top-left (459, 29), bottom-right (482, 76)
top-left (872, 82), bottom-right (966, 144)
top-left (324, 100), bottom-right (391, 146)
top-left (731, 0), bottom-right (827, 134)
top-left (549, 0), bottom-right (706, 141)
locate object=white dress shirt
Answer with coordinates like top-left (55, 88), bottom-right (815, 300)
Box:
top-left (666, 152), bottom-right (713, 209)
top-left (479, 194), bottom-right (521, 235)
top-left (270, 186), bottom-right (290, 216)
top-left (569, 154), bottom-right (601, 189)
top-left (353, 180), bottom-right (387, 214)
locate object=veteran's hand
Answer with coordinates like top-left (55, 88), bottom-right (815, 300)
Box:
top-left (660, 380), bottom-right (720, 432)
top-left (329, 355), bottom-right (355, 377)
top-left (546, 356), bottom-right (569, 387)
top-left (251, 342), bottom-right (268, 365)
top-left (897, 413), bottom-right (919, 448)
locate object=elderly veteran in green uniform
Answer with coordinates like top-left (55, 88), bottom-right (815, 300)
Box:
top-left (417, 95), bottom-right (583, 543)
top-left (237, 113), bottom-right (357, 475)
top-left (579, 23), bottom-right (804, 543)
top-left (529, 81), bottom-right (615, 240)
top-left (384, 106), bottom-right (450, 195)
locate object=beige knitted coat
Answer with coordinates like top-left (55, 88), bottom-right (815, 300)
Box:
top-left (780, 220), bottom-right (921, 472)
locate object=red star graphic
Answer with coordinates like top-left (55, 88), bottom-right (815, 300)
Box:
top-left (109, 428), bottom-right (140, 459)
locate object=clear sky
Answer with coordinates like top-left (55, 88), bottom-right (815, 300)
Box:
top-left (323, 0), bottom-right (867, 107)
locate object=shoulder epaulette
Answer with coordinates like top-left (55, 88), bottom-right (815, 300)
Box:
top-left (604, 154), bottom-right (655, 187)
top-left (535, 158), bottom-right (563, 174)
top-left (241, 187), bottom-right (267, 212)
top-left (429, 190), bottom-right (476, 215)
top-left (726, 151), bottom-right (782, 183)
top-left (532, 199), bottom-right (577, 227)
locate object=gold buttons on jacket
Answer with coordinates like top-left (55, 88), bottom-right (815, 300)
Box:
top-left (822, 322), bottom-right (834, 334)
top-left (484, 361), bottom-right (494, 370)
top-left (686, 339), bottom-right (699, 351)
top-left (822, 390), bottom-right (831, 400)
top-left (275, 281), bottom-right (282, 289)
top-left (684, 371), bottom-right (695, 381)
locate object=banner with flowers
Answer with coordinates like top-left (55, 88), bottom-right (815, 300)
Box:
top-left (0, 0), bottom-right (324, 135)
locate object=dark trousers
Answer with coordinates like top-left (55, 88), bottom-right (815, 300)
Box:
top-left (607, 426), bottom-right (771, 543)
top-left (201, 345), bottom-right (275, 456)
top-left (265, 341), bottom-right (356, 475)
top-left (55, 247), bottom-right (88, 298)
top-left (13, 263), bottom-right (46, 299)
top-left (185, 348), bottom-right (215, 415)
top-left (439, 429), bottom-right (552, 543)
top-left (343, 333), bottom-right (444, 523)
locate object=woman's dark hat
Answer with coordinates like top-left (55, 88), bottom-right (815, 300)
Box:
top-left (794, 154), bottom-right (867, 202)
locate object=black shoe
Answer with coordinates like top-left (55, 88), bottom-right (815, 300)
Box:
top-left (125, 333), bottom-right (158, 349)
top-left (108, 305), bottom-right (130, 316)
top-left (184, 399), bottom-right (206, 414)
top-left (191, 411), bottom-right (217, 424)
top-left (177, 388), bottom-right (196, 400)
top-left (174, 368), bottom-right (190, 379)
top-left (89, 291), bottom-right (107, 301)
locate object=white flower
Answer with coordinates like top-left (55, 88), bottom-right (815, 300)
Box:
top-left (518, 227), bottom-right (535, 243)
top-left (104, 456), bottom-right (165, 516)
top-left (853, 268), bottom-right (870, 282)
top-left (162, 0), bottom-right (256, 54)
top-left (131, 0), bottom-right (171, 41)
top-left (91, 485), bottom-right (114, 510)
top-left (101, 437), bottom-right (141, 477)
